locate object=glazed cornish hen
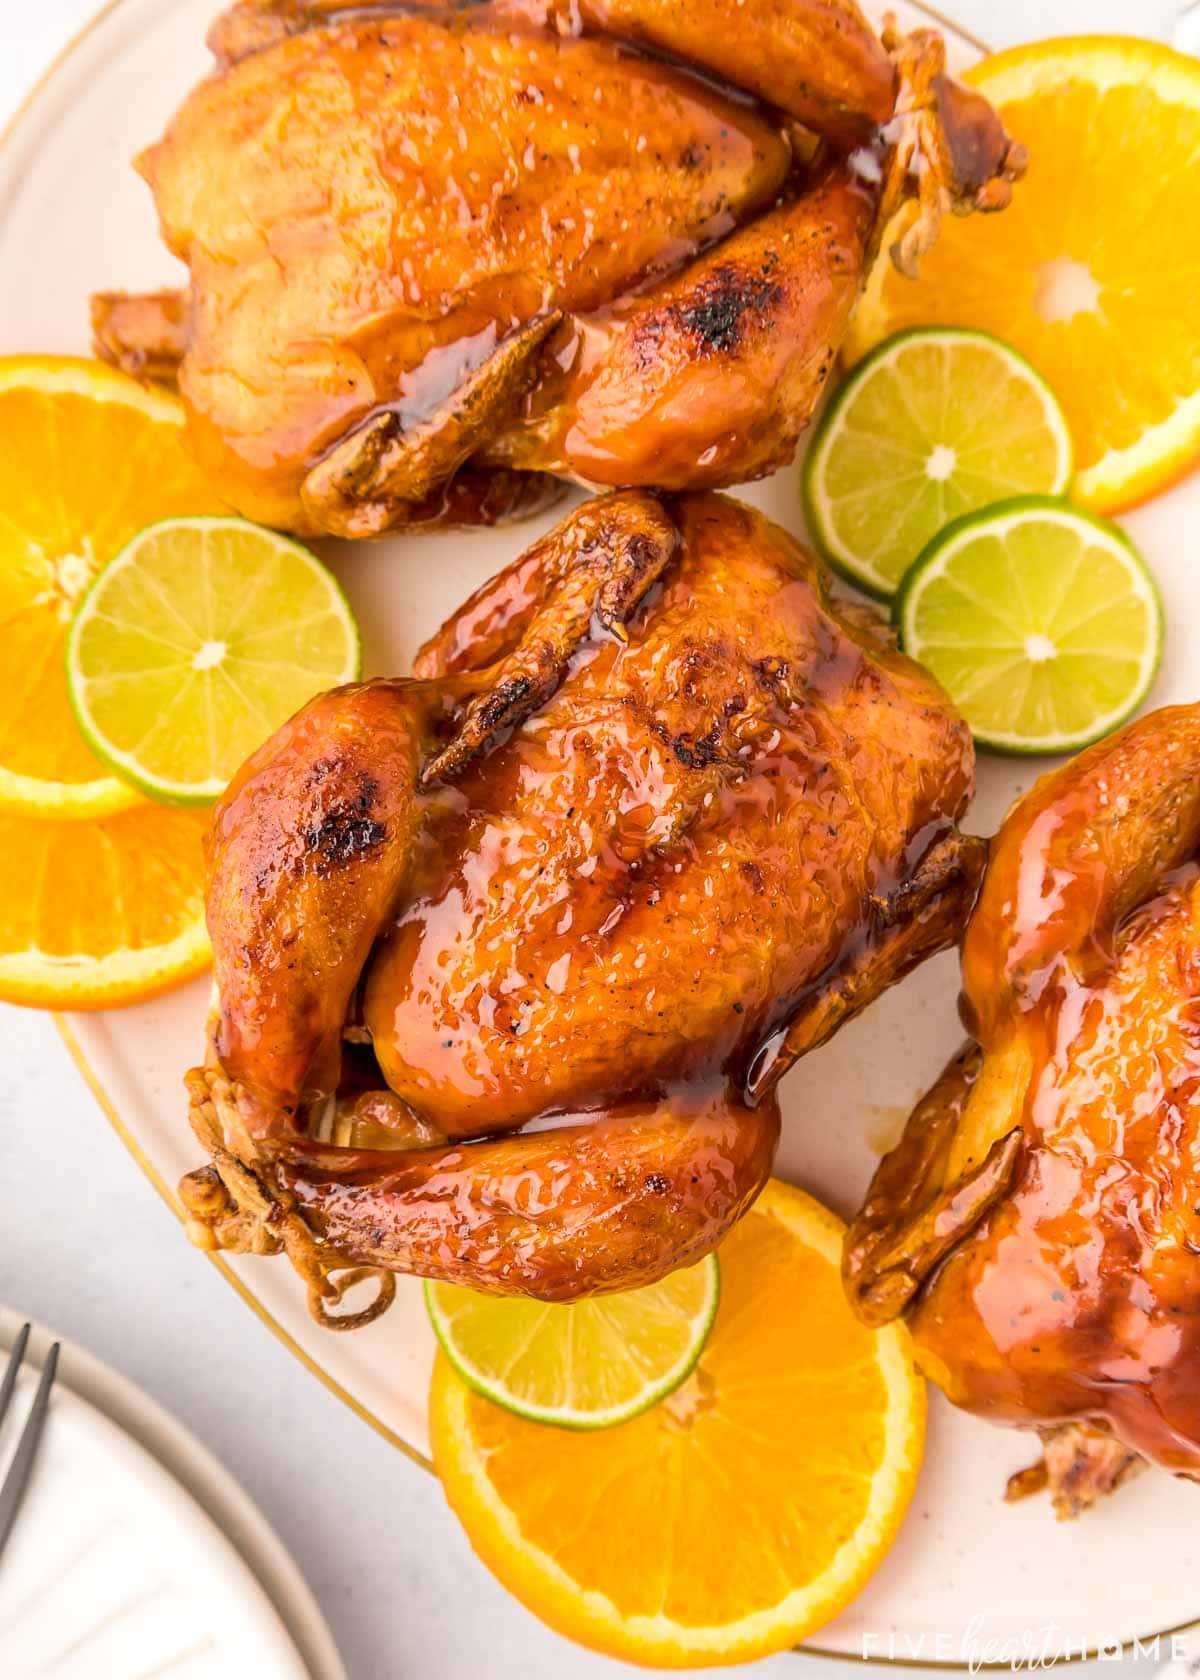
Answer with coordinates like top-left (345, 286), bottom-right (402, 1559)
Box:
top-left (92, 0), bottom-right (1022, 537)
top-left (846, 707), bottom-right (1200, 1516)
top-left (181, 491), bottom-right (982, 1324)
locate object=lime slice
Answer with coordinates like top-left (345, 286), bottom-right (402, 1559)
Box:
top-left (897, 496), bottom-right (1162, 755)
top-left (425, 1255), bottom-right (720, 1430)
top-left (66, 517), bottom-right (361, 804)
top-left (804, 328), bottom-right (1073, 599)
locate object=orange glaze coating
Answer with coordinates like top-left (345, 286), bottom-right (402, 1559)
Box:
top-left (482, 166), bottom-right (877, 488)
top-left (549, 0), bottom-right (897, 149)
top-left (279, 1088), bottom-right (781, 1298)
top-left (190, 491), bottom-right (980, 1301)
top-left (96, 0), bottom-right (1022, 538)
top-left (206, 677), bottom-right (446, 1122)
top-left (142, 4), bottom-right (788, 529)
top-left (851, 707), bottom-right (1200, 1475)
top-left (364, 492), bottom-right (974, 1135)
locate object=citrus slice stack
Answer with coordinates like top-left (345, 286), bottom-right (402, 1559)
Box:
top-left (804, 327), bottom-right (1072, 598)
top-left (67, 517), bottom-right (360, 804)
top-left (431, 1180), bottom-right (925, 1667)
top-left (427, 1255), bottom-right (720, 1429)
top-left (0, 357), bottom-right (226, 817)
top-left (0, 356), bottom-right (367, 1009)
top-left (845, 39), bottom-right (1200, 513)
top-left (0, 356), bottom-right (226, 1007)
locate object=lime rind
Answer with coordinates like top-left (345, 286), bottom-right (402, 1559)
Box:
top-left (803, 327), bottom-right (1074, 600)
top-left (425, 1253), bottom-right (721, 1431)
top-left (66, 516), bottom-right (362, 805)
top-left (896, 494), bottom-right (1163, 756)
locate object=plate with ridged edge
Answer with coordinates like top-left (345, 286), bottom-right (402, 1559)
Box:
top-left (0, 1308), bottom-right (334, 1679)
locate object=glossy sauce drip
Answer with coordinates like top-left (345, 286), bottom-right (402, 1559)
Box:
top-left (280, 1074), bottom-right (782, 1297)
top-left (152, 2), bottom-right (793, 517)
top-left (359, 494), bottom-right (974, 1141)
top-left (910, 706), bottom-right (1200, 1470)
top-left (199, 490), bottom-right (976, 1297)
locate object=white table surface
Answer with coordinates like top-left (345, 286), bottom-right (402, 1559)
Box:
top-left (0, 2), bottom-right (1181, 1676)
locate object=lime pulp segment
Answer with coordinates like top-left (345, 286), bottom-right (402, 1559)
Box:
top-left (425, 1253), bottom-right (720, 1429)
top-left (897, 496), bottom-right (1162, 755)
top-left (67, 517), bottom-right (361, 803)
top-left (804, 328), bottom-right (1073, 598)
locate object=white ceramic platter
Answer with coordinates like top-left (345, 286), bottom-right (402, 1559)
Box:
top-left (5, 0), bottom-right (1200, 1662)
top-left (0, 1308), bottom-right (343, 1680)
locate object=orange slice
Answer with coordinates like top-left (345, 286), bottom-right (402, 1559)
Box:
top-left (0, 803), bottom-right (210, 1008)
top-left (430, 1180), bottom-right (925, 1667)
top-left (0, 356), bottom-right (226, 817)
top-left (845, 38), bottom-right (1200, 513)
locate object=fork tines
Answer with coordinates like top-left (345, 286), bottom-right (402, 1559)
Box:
top-left (0, 1324), bottom-right (59, 1562)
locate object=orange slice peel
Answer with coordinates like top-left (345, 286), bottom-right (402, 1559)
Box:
top-left (430, 1179), bottom-right (925, 1667)
top-left (846, 37), bottom-right (1200, 514)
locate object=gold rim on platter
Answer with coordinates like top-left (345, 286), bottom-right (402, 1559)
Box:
top-left (53, 1014), bottom-right (435, 1476)
top-left (52, 991), bottom-right (1200, 1672)
top-left (11, 0), bottom-right (1194, 1665)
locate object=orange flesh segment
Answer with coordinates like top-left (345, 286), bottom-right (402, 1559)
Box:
top-left (846, 40), bottom-right (1200, 512)
top-left (431, 1181), bottom-right (925, 1665)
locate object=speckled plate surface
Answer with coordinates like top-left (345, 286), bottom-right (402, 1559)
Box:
top-left (5, 0), bottom-right (1200, 1662)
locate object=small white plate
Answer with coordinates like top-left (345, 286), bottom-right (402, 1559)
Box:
top-left (4, 0), bottom-right (1200, 1664)
top-left (0, 1310), bottom-right (346, 1680)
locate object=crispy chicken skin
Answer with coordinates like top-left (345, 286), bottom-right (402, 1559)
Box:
top-left (93, 0), bottom-right (1022, 537)
top-left (182, 490), bottom-right (982, 1321)
top-left (845, 706), bottom-right (1200, 1513)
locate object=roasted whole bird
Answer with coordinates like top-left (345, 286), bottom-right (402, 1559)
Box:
top-left (845, 706), bottom-right (1200, 1517)
top-left (92, 0), bottom-right (1023, 537)
top-left (180, 489), bottom-right (984, 1324)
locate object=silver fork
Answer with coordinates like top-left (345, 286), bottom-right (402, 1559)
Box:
top-left (0, 1324), bottom-right (59, 1564)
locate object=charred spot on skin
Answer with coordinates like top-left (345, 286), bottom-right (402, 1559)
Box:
top-left (644, 711), bottom-right (722, 772)
top-left (628, 267), bottom-right (785, 368)
top-left (301, 769), bottom-right (387, 873)
top-left (474, 674), bottom-right (535, 733)
top-left (644, 1172), bottom-right (671, 1196)
top-left (679, 266), bottom-right (786, 356)
top-left (625, 532), bottom-right (656, 570)
top-left (672, 717), bottom-right (721, 770)
top-left (754, 654), bottom-right (795, 707)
